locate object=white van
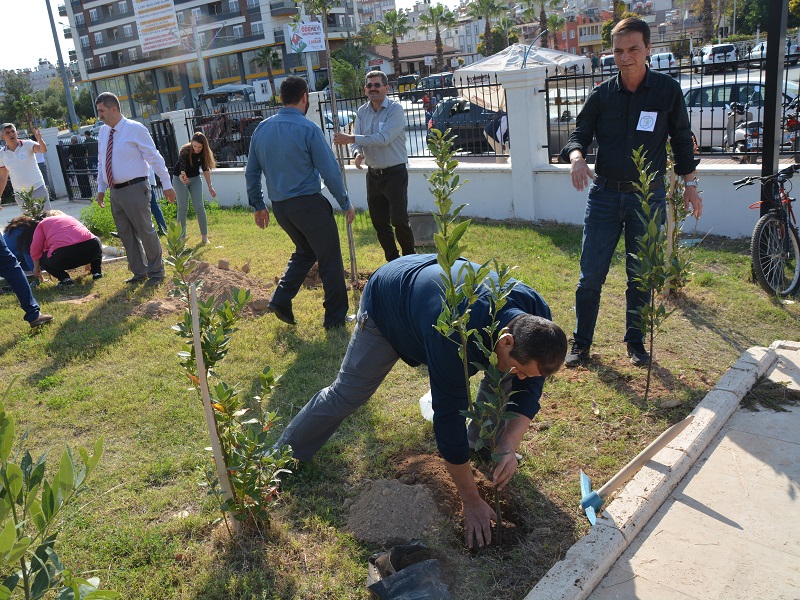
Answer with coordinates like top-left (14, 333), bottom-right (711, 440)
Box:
top-left (599, 55), bottom-right (618, 76)
top-left (683, 80), bottom-right (798, 148)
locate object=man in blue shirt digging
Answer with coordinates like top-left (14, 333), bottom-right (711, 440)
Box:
top-left (246, 76), bottom-right (355, 330)
top-left (277, 254), bottom-right (567, 548)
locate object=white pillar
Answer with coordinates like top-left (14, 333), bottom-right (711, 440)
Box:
top-left (160, 109), bottom-right (194, 150)
top-left (39, 127), bottom-right (67, 199)
top-left (495, 68), bottom-right (550, 221)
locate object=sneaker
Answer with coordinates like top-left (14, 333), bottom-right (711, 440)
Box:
top-left (626, 342), bottom-right (651, 367)
top-left (565, 340), bottom-right (590, 368)
top-left (29, 314), bottom-right (53, 328)
top-left (57, 278), bottom-right (75, 287)
top-left (110, 231), bottom-right (120, 239)
top-left (267, 302), bottom-right (296, 326)
top-left (92, 273), bottom-right (104, 280)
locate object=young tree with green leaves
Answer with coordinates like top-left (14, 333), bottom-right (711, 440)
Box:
top-left (418, 4), bottom-right (458, 73)
top-left (253, 46), bottom-right (283, 101)
top-left (547, 13), bottom-right (565, 50)
top-left (467, 0), bottom-right (505, 58)
top-left (374, 9), bottom-right (411, 79)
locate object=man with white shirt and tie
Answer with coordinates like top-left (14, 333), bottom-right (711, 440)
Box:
top-left (94, 93), bottom-right (176, 284)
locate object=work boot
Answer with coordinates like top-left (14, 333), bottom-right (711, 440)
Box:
top-left (565, 340), bottom-right (590, 368)
top-left (626, 342), bottom-right (651, 367)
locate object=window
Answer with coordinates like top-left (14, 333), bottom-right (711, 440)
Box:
top-left (119, 0), bottom-right (128, 13)
top-left (80, 35), bottom-right (90, 48)
top-left (75, 13), bottom-right (84, 25)
top-left (176, 11), bottom-right (184, 24)
top-left (94, 31), bottom-right (103, 44)
top-left (570, 30), bottom-right (575, 39)
top-left (89, 8), bottom-right (98, 21)
top-left (251, 21), bottom-right (263, 35)
top-left (198, 31), bottom-right (207, 46)
top-left (129, 47), bottom-right (138, 61)
top-left (192, 8), bottom-right (201, 23)
top-left (247, 0), bottom-right (258, 7)
top-left (99, 54), bottom-right (108, 66)
top-left (123, 24), bottom-right (133, 37)
top-left (85, 58), bottom-right (94, 70)
top-left (229, 0), bottom-right (239, 12)
top-left (233, 25), bottom-right (244, 38)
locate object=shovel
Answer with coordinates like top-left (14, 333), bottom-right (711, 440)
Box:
top-left (580, 414), bottom-right (694, 524)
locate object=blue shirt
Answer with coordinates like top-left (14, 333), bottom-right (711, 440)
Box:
top-left (363, 254), bottom-right (552, 465)
top-left (245, 107), bottom-right (350, 212)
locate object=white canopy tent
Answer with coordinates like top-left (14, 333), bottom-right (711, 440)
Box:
top-left (453, 44), bottom-right (592, 111)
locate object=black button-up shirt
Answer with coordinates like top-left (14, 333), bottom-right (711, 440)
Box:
top-left (561, 68), bottom-right (699, 183)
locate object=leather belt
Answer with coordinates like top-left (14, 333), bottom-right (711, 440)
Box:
top-left (368, 164), bottom-right (406, 176)
top-left (595, 175), bottom-right (664, 192)
top-left (113, 176), bottom-right (147, 190)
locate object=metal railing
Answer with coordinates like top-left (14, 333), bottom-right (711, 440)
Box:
top-left (317, 76), bottom-right (508, 159)
top-left (544, 59), bottom-right (800, 164)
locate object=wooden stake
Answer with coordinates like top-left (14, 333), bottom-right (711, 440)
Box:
top-left (189, 283), bottom-right (240, 534)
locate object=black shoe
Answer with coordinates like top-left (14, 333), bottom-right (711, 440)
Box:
top-left (145, 276), bottom-right (164, 286)
top-left (626, 342), bottom-right (650, 367)
top-left (324, 320), bottom-right (346, 330)
top-left (267, 302), bottom-right (296, 325)
top-left (565, 340), bottom-right (590, 368)
top-left (124, 275), bottom-right (147, 284)
top-left (110, 231), bottom-right (120, 239)
top-left (92, 272), bottom-right (104, 280)
top-left (57, 278), bottom-right (74, 287)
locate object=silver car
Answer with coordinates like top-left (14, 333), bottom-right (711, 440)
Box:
top-left (650, 52), bottom-right (678, 76)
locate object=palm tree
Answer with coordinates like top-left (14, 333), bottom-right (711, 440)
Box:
top-left (12, 94), bottom-right (41, 132)
top-left (495, 16), bottom-right (517, 50)
top-left (467, 0), bottom-right (504, 57)
top-left (538, 0), bottom-right (550, 48)
top-left (418, 4), bottom-right (458, 73)
top-left (374, 10), bottom-right (410, 80)
top-left (547, 13), bottom-right (565, 50)
top-left (253, 46), bottom-right (282, 101)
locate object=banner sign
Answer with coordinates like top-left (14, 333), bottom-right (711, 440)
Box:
top-left (285, 21), bottom-right (325, 53)
top-left (133, 0), bottom-right (180, 53)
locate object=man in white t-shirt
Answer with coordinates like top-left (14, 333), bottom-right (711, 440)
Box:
top-left (0, 123), bottom-right (52, 211)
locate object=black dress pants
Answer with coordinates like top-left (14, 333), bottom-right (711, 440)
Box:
top-left (366, 165), bottom-right (415, 261)
top-left (40, 238), bottom-right (103, 281)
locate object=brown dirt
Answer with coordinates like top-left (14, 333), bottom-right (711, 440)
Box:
top-left (132, 261), bottom-right (273, 319)
top-left (56, 292), bottom-right (101, 305)
top-left (302, 263), bottom-right (373, 292)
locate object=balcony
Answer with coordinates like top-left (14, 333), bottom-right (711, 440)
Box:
top-left (68, 50), bottom-right (77, 61)
top-left (58, 4), bottom-right (67, 16)
top-left (63, 27), bottom-right (73, 39)
top-left (94, 32), bottom-right (139, 49)
top-left (88, 8), bottom-right (136, 27)
top-left (86, 46), bottom-right (187, 74)
top-left (274, 28), bottom-right (285, 43)
top-left (75, 19), bottom-right (88, 31)
top-left (206, 31), bottom-right (264, 50)
top-left (270, 1), bottom-right (297, 16)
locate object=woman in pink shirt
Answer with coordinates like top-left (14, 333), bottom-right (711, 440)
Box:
top-left (30, 211), bottom-right (103, 286)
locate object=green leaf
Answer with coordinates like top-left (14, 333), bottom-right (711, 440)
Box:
top-left (6, 536), bottom-right (31, 564)
top-left (0, 521), bottom-right (15, 556)
top-left (5, 463), bottom-right (23, 503)
top-left (55, 448), bottom-right (76, 500)
top-left (0, 415), bottom-right (13, 465)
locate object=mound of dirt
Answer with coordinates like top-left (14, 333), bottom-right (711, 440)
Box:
top-left (132, 261), bottom-right (273, 319)
top-left (345, 479), bottom-right (446, 546)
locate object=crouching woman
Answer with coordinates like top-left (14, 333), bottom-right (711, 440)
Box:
top-left (30, 211), bottom-right (103, 286)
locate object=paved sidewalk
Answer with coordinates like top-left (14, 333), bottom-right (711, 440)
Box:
top-left (0, 198), bottom-right (90, 230)
top-left (527, 341), bottom-right (800, 600)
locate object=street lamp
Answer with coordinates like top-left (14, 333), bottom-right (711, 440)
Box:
top-left (46, 0), bottom-right (80, 131)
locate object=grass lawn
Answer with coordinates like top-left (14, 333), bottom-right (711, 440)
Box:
top-left (0, 204), bottom-right (798, 599)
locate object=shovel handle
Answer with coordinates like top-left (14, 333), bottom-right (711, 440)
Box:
top-left (595, 414), bottom-right (694, 500)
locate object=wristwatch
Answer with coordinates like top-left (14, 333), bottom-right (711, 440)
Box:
top-left (684, 178), bottom-right (699, 188)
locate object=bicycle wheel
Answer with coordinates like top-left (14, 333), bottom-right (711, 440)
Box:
top-left (750, 213), bottom-right (800, 296)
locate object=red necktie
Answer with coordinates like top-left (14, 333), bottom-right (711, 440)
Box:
top-left (105, 128), bottom-right (115, 188)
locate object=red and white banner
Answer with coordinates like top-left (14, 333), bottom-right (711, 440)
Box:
top-left (133, 0), bottom-right (180, 53)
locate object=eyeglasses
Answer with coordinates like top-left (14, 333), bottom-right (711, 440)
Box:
top-left (365, 82), bottom-right (385, 89)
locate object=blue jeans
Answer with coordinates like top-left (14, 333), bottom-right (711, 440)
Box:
top-left (150, 187), bottom-right (168, 234)
top-left (0, 232), bottom-right (41, 323)
top-left (574, 183), bottom-right (666, 347)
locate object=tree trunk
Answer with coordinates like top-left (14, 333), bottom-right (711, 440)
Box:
top-left (393, 37), bottom-right (401, 77)
top-left (435, 28), bottom-right (444, 72)
top-left (484, 19), bottom-right (493, 56)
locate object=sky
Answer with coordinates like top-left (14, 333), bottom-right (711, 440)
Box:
top-left (0, 0), bottom-right (452, 72)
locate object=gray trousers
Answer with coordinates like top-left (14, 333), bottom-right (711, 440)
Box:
top-left (14, 185), bottom-right (51, 212)
top-left (110, 180), bottom-right (164, 278)
top-left (173, 175), bottom-right (207, 237)
top-left (276, 309), bottom-right (515, 461)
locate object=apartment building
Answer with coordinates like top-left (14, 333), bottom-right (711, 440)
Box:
top-left (58, 0), bottom-right (356, 117)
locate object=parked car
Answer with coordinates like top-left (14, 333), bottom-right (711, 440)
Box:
top-left (599, 54), bottom-right (618, 76)
top-left (683, 79), bottom-right (799, 148)
top-left (427, 97), bottom-right (498, 153)
top-left (692, 43), bottom-right (738, 74)
top-left (321, 109), bottom-right (357, 131)
top-left (746, 40), bottom-right (800, 67)
top-left (650, 52), bottom-right (678, 76)
top-left (396, 74), bottom-right (420, 100)
top-left (407, 73), bottom-right (458, 103)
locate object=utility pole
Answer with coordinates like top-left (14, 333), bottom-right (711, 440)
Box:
top-left (192, 13), bottom-right (210, 93)
top-left (46, 0), bottom-right (80, 131)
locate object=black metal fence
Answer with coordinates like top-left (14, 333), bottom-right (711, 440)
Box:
top-left (544, 58), bottom-right (800, 164)
top-left (56, 140), bottom-right (99, 200)
top-left (317, 75), bottom-right (508, 159)
top-left (184, 102), bottom-right (280, 168)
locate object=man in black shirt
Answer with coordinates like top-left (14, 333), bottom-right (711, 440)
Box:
top-left (561, 17), bottom-right (702, 368)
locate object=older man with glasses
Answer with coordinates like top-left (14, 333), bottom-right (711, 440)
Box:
top-left (333, 70), bottom-right (414, 262)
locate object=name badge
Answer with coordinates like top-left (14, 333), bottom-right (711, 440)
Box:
top-left (637, 111), bottom-right (658, 132)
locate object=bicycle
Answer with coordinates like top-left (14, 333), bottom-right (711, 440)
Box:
top-left (733, 164), bottom-right (800, 296)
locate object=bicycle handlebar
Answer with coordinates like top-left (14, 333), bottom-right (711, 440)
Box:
top-left (732, 164), bottom-right (800, 189)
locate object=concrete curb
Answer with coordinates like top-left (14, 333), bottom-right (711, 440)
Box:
top-left (523, 345), bottom-right (779, 600)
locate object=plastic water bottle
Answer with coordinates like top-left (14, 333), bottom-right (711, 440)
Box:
top-left (418, 390), bottom-right (433, 422)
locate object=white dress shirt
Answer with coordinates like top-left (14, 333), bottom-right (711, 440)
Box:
top-left (96, 116), bottom-right (172, 194)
